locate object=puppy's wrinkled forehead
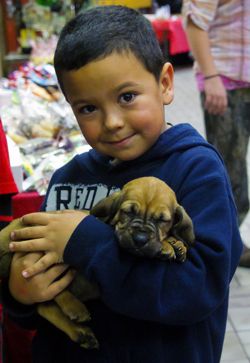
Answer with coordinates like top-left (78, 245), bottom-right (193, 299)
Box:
top-left (122, 177), bottom-right (177, 214)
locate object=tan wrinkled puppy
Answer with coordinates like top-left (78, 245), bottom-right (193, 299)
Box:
top-left (0, 177), bottom-right (195, 349)
top-left (92, 177), bottom-right (195, 261)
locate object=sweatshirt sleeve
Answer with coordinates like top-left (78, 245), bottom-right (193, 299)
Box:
top-left (63, 151), bottom-right (243, 325)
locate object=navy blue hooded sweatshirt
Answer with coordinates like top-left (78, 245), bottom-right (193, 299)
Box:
top-left (3, 124), bottom-right (242, 363)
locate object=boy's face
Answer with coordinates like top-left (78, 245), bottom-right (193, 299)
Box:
top-left (62, 52), bottom-right (174, 161)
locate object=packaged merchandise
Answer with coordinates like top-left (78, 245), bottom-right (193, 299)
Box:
top-left (0, 62), bottom-right (90, 195)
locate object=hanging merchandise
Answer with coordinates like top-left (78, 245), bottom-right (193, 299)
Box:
top-left (0, 119), bottom-right (18, 196)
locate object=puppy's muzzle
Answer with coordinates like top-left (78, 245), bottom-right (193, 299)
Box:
top-left (132, 230), bottom-right (149, 248)
top-left (116, 219), bottom-right (161, 257)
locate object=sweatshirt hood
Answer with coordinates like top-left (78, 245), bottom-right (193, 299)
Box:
top-left (76, 123), bottom-right (217, 174)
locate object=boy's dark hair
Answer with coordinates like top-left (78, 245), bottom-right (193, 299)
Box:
top-left (54, 5), bottom-right (165, 93)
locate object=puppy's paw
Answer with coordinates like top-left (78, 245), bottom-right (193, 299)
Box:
top-left (160, 240), bottom-right (176, 260)
top-left (68, 323), bottom-right (99, 349)
top-left (76, 326), bottom-right (99, 349)
top-left (167, 237), bottom-right (187, 263)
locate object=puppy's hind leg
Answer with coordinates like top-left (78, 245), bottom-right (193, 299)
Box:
top-left (37, 302), bottom-right (99, 349)
top-left (54, 290), bottom-right (91, 323)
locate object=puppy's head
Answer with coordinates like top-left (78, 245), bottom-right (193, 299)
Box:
top-left (91, 177), bottom-right (194, 258)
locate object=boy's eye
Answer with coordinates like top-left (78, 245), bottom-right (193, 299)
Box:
top-left (119, 92), bottom-right (136, 104)
top-left (78, 104), bottom-right (96, 114)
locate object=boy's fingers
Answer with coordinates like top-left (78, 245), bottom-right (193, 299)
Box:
top-left (21, 210), bottom-right (81, 226)
top-left (21, 212), bottom-right (50, 226)
top-left (45, 269), bottom-right (76, 301)
top-left (47, 263), bottom-right (71, 280)
top-left (22, 252), bottom-right (61, 278)
top-left (11, 226), bottom-right (45, 241)
top-left (9, 238), bottom-right (50, 252)
top-left (12, 252), bottom-right (44, 265)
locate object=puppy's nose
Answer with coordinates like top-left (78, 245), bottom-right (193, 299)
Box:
top-left (132, 231), bottom-right (149, 248)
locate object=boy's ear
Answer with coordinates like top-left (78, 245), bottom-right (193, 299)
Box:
top-left (160, 62), bottom-right (174, 105)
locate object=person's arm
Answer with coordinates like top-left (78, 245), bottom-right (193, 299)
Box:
top-left (2, 159), bottom-right (79, 324)
top-left (8, 252), bottom-right (76, 305)
top-left (7, 153), bottom-right (242, 326)
top-left (9, 210), bottom-right (88, 278)
top-left (185, 18), bottom-right (227, 115)
top-left (2, 252), bottom-right (75, 331)
top-left (186, 19), bottom-right (216, 77)
top-left (60, 168), bottom-right (241, 325)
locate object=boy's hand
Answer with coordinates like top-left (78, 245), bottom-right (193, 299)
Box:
top-left (9, 210), bottom-right (87, 278)
top-left (9, 252), bottom-right (76, 305)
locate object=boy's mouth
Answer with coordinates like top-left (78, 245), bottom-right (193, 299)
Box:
top-left (104, 133), bottom-right (136, 147)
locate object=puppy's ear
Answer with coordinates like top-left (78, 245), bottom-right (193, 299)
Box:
top-left (171, 205), bottom-right (195, 246)
top-left (90, 191), bottom-right (122, 224)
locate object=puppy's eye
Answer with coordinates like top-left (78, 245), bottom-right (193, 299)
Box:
top-left (120, 210), bottom-right (134, 221)
top-left (122, 211), bottom-right (134, 218)
top-left (154, 214), bottom-right (171, 224)
top-left (121, 204), bottom-right (138, 217)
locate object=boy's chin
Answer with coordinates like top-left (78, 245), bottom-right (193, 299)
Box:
top-left (107, 145), bottom-right (152, 162)
top-left (109, 152), bottom-right (144, 163)
top-left (98, 142), bottom-right (155, 162)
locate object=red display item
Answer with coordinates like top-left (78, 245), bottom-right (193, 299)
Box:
top-left (0, 120), bottom-right (18, 196)
top-left (1, 312), bottom-right (35, 363)
top-left (12, 192), bottom-right (45, 218)
top-left (0, 119), bottom-right (18, 223)
top-left (151, 17), bottom-right (190, 55)
top-left (1, 190), bottom-right (44, 363)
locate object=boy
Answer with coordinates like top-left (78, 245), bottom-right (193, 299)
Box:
top-left (3, 6), bottom-right (242, 363)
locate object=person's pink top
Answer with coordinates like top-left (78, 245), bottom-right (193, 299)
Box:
top-left (182, 0), bottom-right (250, 83)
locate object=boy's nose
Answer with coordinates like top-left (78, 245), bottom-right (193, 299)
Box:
top-left (103, 111), bottom-right (124, 130)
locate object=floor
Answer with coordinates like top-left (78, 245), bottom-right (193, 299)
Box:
top-left (165, 65), bottom-right (250, 362)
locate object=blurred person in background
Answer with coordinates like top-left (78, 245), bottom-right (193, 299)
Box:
top-left (182, 0), bottom-right (250, 268)
top-left (156, 0), bottom-right (183, 13)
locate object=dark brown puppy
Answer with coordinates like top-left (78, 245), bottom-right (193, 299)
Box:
top-left (0, 177), bottom-right (195, 349)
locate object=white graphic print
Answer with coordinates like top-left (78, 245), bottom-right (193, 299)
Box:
top-left (45, 183), bottom-right (120, 211)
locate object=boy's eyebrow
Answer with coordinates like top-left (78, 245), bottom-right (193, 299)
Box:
top-left (72, 99), bottom-right (89, 107)
top-left (115, 81), bottom-right (141, 92)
